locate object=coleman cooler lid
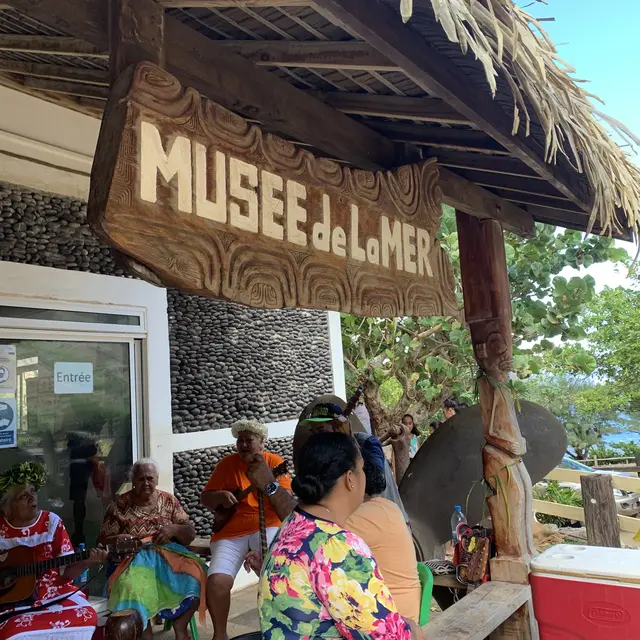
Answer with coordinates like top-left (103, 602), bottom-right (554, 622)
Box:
top-left (531, 544), bottom-right (640, 583)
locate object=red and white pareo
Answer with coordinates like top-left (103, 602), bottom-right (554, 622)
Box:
top-left (0, 511), bottom-right (97, 640)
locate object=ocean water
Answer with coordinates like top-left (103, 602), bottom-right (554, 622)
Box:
top-left (602, 432), bottom-right (640, 445)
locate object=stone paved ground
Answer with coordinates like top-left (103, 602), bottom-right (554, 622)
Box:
top-left (154, 585), bottom-right (259, 639)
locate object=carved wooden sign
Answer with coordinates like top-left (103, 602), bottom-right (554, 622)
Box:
top-left (89, 62), bottom-right (457, 317)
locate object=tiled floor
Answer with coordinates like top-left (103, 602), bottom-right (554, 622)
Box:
top-left (154, 586), bottom-right (259, 639)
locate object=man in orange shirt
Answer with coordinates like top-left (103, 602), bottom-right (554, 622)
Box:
top-left (201, 420), bottom-right (294, 640)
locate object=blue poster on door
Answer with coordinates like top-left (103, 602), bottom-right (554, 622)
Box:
top-left (0, 397), bottom-right (17, 448)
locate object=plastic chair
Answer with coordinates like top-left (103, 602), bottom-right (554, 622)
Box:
top-left (417, 562), bottom-right (434, 626)
top-left (162, 616), bottom-right (199, 640)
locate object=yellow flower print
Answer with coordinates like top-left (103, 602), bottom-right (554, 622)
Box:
top-left (316, 519), bottom-right (341, 535)
top-left (288, 560), bottom-right (310, 586)
top-left (258, 572), bottom-right (273, 606)
top-left (327, 568), bottom-right (378, 630)
top-left (367, 574), bottom-right (395, 611)
top-left (286, 561), bottom-right (319, 612)
top-left (323, 537), bottom-right (349, 563)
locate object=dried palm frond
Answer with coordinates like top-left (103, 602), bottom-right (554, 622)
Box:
top-left (411, 0), bottom-right (640, 240)
top-left (400, 0), bottom-right (414, 23)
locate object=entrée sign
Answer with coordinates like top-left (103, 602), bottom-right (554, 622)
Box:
top-left (89, 62), bottom-right (457, 317)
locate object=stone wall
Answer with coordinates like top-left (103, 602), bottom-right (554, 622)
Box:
top-left (169, 297), bottom-right (332, 433)
top-left (0, 182), bottom-right (333, 466)
top-left (174, 438), bottom-right (294, 536)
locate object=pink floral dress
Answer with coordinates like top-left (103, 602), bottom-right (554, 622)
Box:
top-left (258, 507), bottom-right (412, 639)
top-left (0, 511), bottom-right (98, 640)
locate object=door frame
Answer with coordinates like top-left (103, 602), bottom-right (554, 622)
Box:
top-left (0, 261), bottom-right (173, 489)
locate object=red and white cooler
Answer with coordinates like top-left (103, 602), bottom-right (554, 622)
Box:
top-left (531, 544), bottom-right (640, 639)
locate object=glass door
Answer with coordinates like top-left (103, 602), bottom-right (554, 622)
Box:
top-left (0, 337), bottom-right (137, 551)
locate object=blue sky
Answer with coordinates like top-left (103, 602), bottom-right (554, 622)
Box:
top-left (518, 0), bottom-right (639, 286)
top-left (523, 0), bottom-right (640, 151)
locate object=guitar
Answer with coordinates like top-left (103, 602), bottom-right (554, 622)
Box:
top-left (343, 386), bottom-right (363, 420)
top-left (340, 387), bottom-right (363, 435)
top-left (212, 461), bottom-right (289, 534)
top-left (0, 538), bottom-right (140, 610)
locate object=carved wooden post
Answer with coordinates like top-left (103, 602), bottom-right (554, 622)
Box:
top-left (456, 212), bottom-right (538, 638)
top-left (109, 0), bottom-right (164, 83)
top-left (107, 0), bottom-right (167, 283)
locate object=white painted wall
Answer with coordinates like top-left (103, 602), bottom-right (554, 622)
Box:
top-left (0, 86), bottom-right (95, 199)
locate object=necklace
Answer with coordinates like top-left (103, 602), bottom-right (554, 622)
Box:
top-left (314, 502), bottom-right (341, 526)
top-left (7, 511), bottom-right (40, 529)
top-left (133, 491), bottom-right (159, 514)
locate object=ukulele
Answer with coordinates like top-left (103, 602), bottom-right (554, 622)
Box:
top-left (0, 538), bottom-right (140, 611)
top-left (212, 461), bottom-right (289, 534)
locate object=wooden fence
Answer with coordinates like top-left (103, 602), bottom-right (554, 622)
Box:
top-left (534, 467), bottom-right (640, 548)
top-left (582, 455), bottom-right (636, 466)
top-left (582, 455), bottom-right (640, 474)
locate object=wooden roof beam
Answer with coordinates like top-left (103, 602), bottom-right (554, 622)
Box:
top-left (159, 1), bottom-right (309, 6)
top-left (526, 205), bottom-right (633, 241)
top-left (492, 190), bottom-right (584, 213)
top-left (311, 0), bottom-right (592, 213)
top-left (425, 150), bottom-right (542, 179)
top-left (0, 72), bottom-right (104, 118)
top-left (5, 0), bottom-right (533, 237)
top-left (22, 77), bottom-right (108, 100)
top-left (0, 34), bottom-right (107, 58)
top-left (368, 122), bottom-right (508, 154)
top-left (0, 60), bottom-right (109, 85)
top-left (448, 168), bottom-right (568, 199)
top-left (219, 40), bottom-right (397, 71)
top-left (439, 170), bottom-right (535, 237)
top-left (310, 91), bottom-right (469, 125)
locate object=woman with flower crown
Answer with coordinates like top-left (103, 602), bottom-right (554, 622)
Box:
top-left (0, 461), bottom-right (107, 640)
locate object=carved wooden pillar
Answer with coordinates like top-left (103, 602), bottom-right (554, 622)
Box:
top-left (106, 0), bottom-right (166, 284)
top-left (456, 212), bottom-right (538, 638)
top-left (109, 0), bottom-right (164, 83)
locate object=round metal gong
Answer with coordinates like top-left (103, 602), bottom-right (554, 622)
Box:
top-left (399, 400), bottom-right (567, 559)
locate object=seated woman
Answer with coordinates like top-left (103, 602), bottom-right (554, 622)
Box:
top-left (346, 435), bottom-right (421, 621)
top-left (0, 461), bottom-right (106, 640)
top-left (259, 432), bottom-right (424, 640)
top-left (98, 458), bottom-right (206, 640)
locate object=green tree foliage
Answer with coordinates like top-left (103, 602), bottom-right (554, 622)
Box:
top-left (534, 480), bottom-right (584, 527)
top-left (342, 206), bottom-right (625, 432)
top-left (584, 287), bottom-right (640, 411)
top-left (591, 440), bottom-right (640, 460)
top-left (523, 375), bottom-right (620, 459)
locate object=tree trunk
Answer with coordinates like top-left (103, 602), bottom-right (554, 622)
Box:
top-left (391, 437), bottom-right (411, 482)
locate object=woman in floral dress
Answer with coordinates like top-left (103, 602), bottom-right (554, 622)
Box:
top-left (258, 432), bottom-right (424, 640)
top-left (0, 462), bottom-right (106, 640)
top-left (98, 458), bottom-right (206, 640)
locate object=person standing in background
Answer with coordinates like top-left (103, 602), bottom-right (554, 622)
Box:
top-left (403, 414), bottom-right (421, 459)
top-left (443, 397), bottom-right (469, 420)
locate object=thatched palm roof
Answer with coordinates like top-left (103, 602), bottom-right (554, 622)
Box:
top-left (405, 0), bottom-right (640, 240)
top-left (1, 0), bottom-right (638, 241)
